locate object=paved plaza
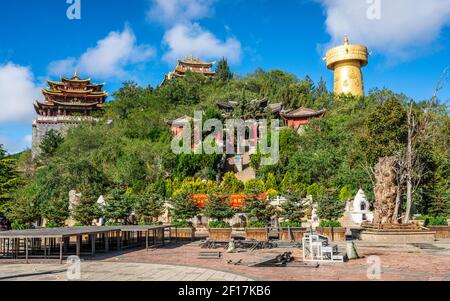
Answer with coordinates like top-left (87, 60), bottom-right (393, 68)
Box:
top-left (0, 262), bottom-right (253, 281)
top-left (0, 240), bottom-right (449, 281)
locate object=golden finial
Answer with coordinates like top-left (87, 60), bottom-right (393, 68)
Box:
top-left (74, 68), bottom-right (79, 79)
top-left (344, 36), bottom-right (349, 46)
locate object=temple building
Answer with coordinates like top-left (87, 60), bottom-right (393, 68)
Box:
top-left (161, 56), bottom-right (216, 85)
top-left (167, 100), bottom-right (326, 182)
top-left (216, 99), bottom-right (325, 131)
top-left (280, 107), bottom-right (327, 131)
top-left (32, 72), bottom-right (108, 158)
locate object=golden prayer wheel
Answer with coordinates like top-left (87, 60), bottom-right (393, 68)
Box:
top-left (325, 37), bottom-right (369, 97)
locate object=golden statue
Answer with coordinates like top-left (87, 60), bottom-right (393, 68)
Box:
top-left (325, 37), bottom-right (369, 97)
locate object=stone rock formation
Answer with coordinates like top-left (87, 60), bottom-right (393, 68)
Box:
top-left (373, 157), bottom-right (398, 224)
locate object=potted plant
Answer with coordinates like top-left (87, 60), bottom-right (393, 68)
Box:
top-left (243, 195), bottom-right (275, 241)
top-left (203, 195), bottom-right (235, 241)
top-left (169, 192), bottom-right (201, 241)
top-left (425, 216), bottom-right (450, 239)
top-left (279, 193), bottom-right (307, 241)
top-left (316, 192), bottom-right (346, 241)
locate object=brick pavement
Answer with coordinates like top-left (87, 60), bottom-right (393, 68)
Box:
top-left (0, 240), bottom-right (449, 281)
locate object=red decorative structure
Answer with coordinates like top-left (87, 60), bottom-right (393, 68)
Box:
top-left (192, 193), bottom-right (267, 208)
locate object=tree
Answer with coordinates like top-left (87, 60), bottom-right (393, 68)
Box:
top-left (42, 198), bottom-right (69, 228)
top-left (170, 191), bottom-right (201, 227)
top-left (4, 183), bottom-right (40, 229)
top-left (103, 189), bottom-right (133, 225)
top-left (265, 173), bottom-right (278, 191)
top-left (0, 146), bottom-right (21, 216)
top-left (39, 129), bottom-right (64, 163)
top-left (362, 97), bottom-right (408, 165)
top-left (243, 196), bottom-right (275, 226)
top-left (279, 193), bottom-right (307, 226)
top-left (317, 191), bottom-right (344, 222)
top-left (203, 195), bottom-right (235, 222)
top-left (244, 179), bottom-right (266, 195)
top-left (134, 190), bottom-right (165, 225)
top-left (72, 186), bottom-right (101, 226)
top-left (215, 57), bottom-right (232, 82)
top-left (221, 172), bottom-right (244, 193)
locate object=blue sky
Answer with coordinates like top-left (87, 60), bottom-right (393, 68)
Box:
top-left (1, 0), bottom-right (450, 153)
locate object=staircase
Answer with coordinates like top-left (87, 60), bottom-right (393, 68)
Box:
top-left (223, 153), bottom-right (256, 183)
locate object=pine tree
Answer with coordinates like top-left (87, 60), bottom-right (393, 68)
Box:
top-left (42, 198), bottom-right (70, 228)
top-left (103, 189), bottom-right (133, 225)
top-left (243, 196), bottom-right (275, 226)
top-left (317, 191), bottom-right (344, 222)
top-left (39, 129), bottom-right (64, 163)
top-left (0, 145), bottom-right (22, 218)
top-left (133, 190), bottom-right (165, 225)
top-left (203, 195), bottom-right (235, 224)
top-left (72, 186), bottom-right (101, 226)
top-left (215, 57), bottom-right (232, 82)
top-left (279, 193), bottom-right (306, 227)
top-left (170, 191), bottom-right (201, 227)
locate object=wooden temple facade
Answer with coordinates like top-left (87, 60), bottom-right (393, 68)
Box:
top-left (31, 72), bottom-right (108, 158)
top-left (34, 72), bottom-right (107, 117)
top-left (161, 56), bottom-right (216, 86)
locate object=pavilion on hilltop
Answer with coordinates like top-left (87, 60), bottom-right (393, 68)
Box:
top-left (31, 72), bottom-right (108, 158)
top-left (161, 56), bottom-right (216, 86)
top-left (34, 71), bottom-right (107, 117)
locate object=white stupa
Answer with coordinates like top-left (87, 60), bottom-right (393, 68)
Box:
top-left (340, 189), bottom-right (374, 227)
top-left (350, 189), bottom-right (373, 224)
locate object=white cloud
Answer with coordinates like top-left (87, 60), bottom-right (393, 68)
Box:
top-left (148, 0), bottom-right (216, 25)
top-left (0, 63), bottom-right (41, 123)
top-left (318, 0), bottom-right (450, 60)
top-left (0, 134), bottom-right (32, 154)
top-left (24, 135), bottom-right (32, 143)
top-left (148, 0), bottom-right (243, 65)
top-left (163, 23), bottom-right (242, 64)
top-left (47, 26), bottom-right (156, 79)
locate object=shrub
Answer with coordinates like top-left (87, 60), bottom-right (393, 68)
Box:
top-left (319, 220), bottom-right (342, 228)
top-left (280, 221), bottom-right (303, 228)
top-left (11, 221), bottom-right (31, 230)
top-left (425, 216), bottom-right (448, 226)
top-left (208, 220), bottom-right (231, 229)
top-left (247, 220), bottom-right (268, 228)
top-left (45, 220), bottom-right (64, 228)
top-left (173, 220), bottom-right (193, 228)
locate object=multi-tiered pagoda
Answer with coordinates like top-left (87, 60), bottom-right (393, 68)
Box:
top-left (161, 56), bottom-right (216, 85)
top-left (31, 72), bottom-right (108, 158)
top-left (34, 72), bottom-right (107, 117)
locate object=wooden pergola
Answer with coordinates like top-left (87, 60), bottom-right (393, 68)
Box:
top-left (0, 225), bottom-right (173, 264)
